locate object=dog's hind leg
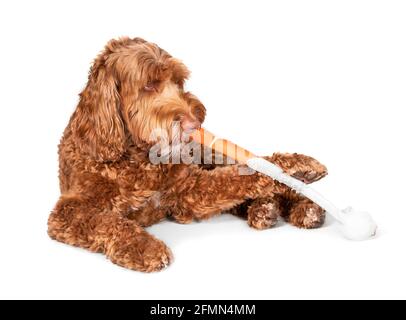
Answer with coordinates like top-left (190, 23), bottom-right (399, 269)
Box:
top-left (48, 174), bottom-right (172, 272)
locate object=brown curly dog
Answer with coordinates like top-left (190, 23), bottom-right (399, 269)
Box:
top-left (48, 37), bottom-right (328, 272)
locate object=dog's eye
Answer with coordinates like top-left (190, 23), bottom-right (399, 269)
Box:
top-left (144, 81), bottom-right (159, 92)
top-left (144, 84), bottom-right (155, 92)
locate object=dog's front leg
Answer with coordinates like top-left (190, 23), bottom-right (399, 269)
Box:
top-left (169, 164), bottom-right (288, 222)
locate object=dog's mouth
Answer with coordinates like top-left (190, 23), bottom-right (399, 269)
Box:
top-left (181, 117), bottom-right (201, 134)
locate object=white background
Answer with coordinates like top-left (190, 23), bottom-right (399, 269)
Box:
top-left (0, 0), bottom-right (405, 299)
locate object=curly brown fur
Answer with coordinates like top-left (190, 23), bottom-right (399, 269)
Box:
top-left (48, 37), bottom-right (328, 272)
top-left (277, 191), bottom-right (326, 229)
top-left (247, 198), bottom-right (281, 230)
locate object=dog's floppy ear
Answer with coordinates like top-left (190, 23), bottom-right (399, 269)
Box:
top-left (71, 56), bottom-right (126, 162)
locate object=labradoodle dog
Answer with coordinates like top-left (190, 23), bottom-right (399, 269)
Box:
top-left (48, 37), bottom-right (328, 272)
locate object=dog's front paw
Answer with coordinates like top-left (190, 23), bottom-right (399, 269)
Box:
top-left (247, 198), bottom-right (280, 230)
top-left (266, 153), bottom-right (328, 184)
top-left (286, 200), bottom-right (326, 229)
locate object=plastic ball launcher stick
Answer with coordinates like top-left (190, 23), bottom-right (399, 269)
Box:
top-left (190, 128), bottom-right (377, 241)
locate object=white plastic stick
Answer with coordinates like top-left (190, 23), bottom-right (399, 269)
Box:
top-left (247, 157), bottom-right (377, 240)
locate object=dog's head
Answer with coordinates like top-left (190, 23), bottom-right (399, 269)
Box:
top-left (71, 37), bottom-right (206, 162)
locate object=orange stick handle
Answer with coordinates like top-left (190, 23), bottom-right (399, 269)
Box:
top-left (190, 128), bottom-right (256, 164)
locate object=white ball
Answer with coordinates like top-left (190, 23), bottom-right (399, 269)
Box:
top-left (338, 207), bottom-right (377, 241)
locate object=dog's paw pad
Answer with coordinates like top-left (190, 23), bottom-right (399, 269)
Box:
top-left (293, 169), bottom-right (327, 184)
top-left (287, 202), bottom-right (326, 229)
top-left (248, 202), bottom-right (279, 230)
top-left (302, 207), bottom-right (326, 229)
